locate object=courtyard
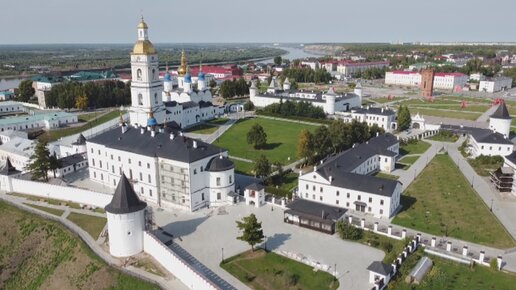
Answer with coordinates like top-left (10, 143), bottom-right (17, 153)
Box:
top-left (152, 203), bottom-right (384, 290)
top-left (214, 117), bottom-right (318, 165)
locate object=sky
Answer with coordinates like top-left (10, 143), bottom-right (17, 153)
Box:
top-left (1, 0), bottom-right (516, 44)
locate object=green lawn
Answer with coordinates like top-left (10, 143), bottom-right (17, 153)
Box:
top-left (67, 212), bottom-right (106, 239)
top-left (398, 156), bottom-right (420, 166)
top-left (372, 96), bottom-right (408, 104)
top-left (184, 123), bottom-right (218, 134)
top-left (373, 172), bottom-right (400, 180)
top-left (393, 154), bottom-right (515, 248)
top-left (400, 140), bottom-right (431, 155)
top-left (221, 249), bottom-right (338, 290)
top-left (215, 117), bottom-right (317, 164)
top-left (78, 112), bottom-right (98, 122)
top-left (24, 203), bottom-right (65, 216)
top-left (231, 158), bottom-right (255, 175)
top-left (392, 254), bottom-right (516, 290)
top-left (408, 107), bottom-right (481, 121)
top-left (39, 110), bottom-right (122, 142)
top-left (207, 117), bottom-right (229, 126)
top-left (428, 131), bottom-right (459, 143)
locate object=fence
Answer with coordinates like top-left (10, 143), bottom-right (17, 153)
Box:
top-left (143, 231), bottom-right (234, 290)
top-left (3, 177), bottom-right (112, 208)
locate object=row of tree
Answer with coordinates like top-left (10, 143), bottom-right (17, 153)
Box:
top-left (354, 67), bottom-right (387, 80)
top-left (45, 80), bottom-right (131, 109)
top-left (282, 67), bottom-right (332, 83)
top-left (297, 120), bottom-right (385, 165)
top-left (257, 100), bottom-right (326, 119)
top-left (219, 78), bottom-right (249, 99)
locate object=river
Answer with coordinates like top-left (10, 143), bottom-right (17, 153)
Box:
top-left (261, 45), bottom-right (322, 63)
top-left (0, 78), bottom-right (24, 91)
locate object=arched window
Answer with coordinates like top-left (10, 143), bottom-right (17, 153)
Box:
top-left (138, 93), bottom-right (143, 105)
top-left (154, 93), bottom-right (158, 104)
top-left (136, 69), bottom-right (142, 80)
top-left (152, 68), bottom-right (156, 80)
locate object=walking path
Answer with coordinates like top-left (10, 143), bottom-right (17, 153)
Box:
top-left (392, 141), bottom-right (441, 191)
top-left (476, 104), bottom-right (498, 123)
top-left (0, 192), bottom-right (188, 290)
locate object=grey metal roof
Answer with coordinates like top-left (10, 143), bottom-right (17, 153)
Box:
top-left (286, 199), bottom-right (346, 223)
top-left (441, 124), bottom-right (513, 144)
top-left (105, 173), bottom-right (147, 214)
top-left (506, 151), bottom-right (516, 165)
top-left (88, 126), bottom-right (226, 163)
top-left (246, 183), bottom-right (265, 191)
top-left (206, 156), bottom-right (234, 172)
top-left (490, 103), bottom-right (511, 120)
top-left (367, 261), bottom-right (393, 275)
top-left (0, 158), bottom-right (20, 176)
top-left (182, 101), bottom-right (199, 109)
top-left (58, 153), bottom-right (86, 168)
top-left (409, 256), bottom-right (433, 282)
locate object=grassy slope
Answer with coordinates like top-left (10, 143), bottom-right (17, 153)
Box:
top-left (393, 154), bottom-right (515, 248)
top-left (400, 141), bottom-right (431, 155)
top-left (67, 212), bottom-right (106, 240)
top-left (215, 117), bottom-right (317, 164)
top-left (0, 201), bottom-right (158, 290)
top-left (24, 203), bottom-right (65, 216)
top-left (221, 249), bottom-right (338, 290)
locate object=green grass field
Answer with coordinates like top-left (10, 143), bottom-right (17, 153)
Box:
top-left (221, 249), bottom-right (338, 290)
top-left (400, 140), bottom-right (431, 155)
top-left (372, 172), bottom-right (399, 180)
top-left (207, 117), bottom-right (229, 126)
top-left (231, 158), bottom-right (255, 175)
top-left (184, 123), bottom-right (218, 134)
top-left (392, 254), bottom-right (516, 290)
top-left (372, 96), bottom-right (408, 104)
top-left (67, 212), bottom-right (106, 240)
top-left (393, 154), bottom-right (515, 248)
top-left (215, 117), bottom-right (317, 164)
top-left (24, 203), bottom-right (65, 216)
top-left (428, 131), bottom-right (459, 143)
top-left (398, 156), bottom-right (420, 166)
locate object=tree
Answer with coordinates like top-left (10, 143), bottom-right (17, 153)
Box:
top-left (75, 95), bottom-right (89, 110)
top-left (247, 123), bottom-right (267, 149)
top-left (236, 214), bottom-right (264, 251)
top-left (313, 126), bottom-right (332, 159)
top-left (49, 152), bottom-right (62, 178)
top-left (336, 221), bottom-right (363, 240)
top-left (26, 140), bottom-right (51, 181)
top-left (17, 80), bottom-right (35, 102)
top-left (243, 100), bottom-right (255, 111)
top-left (369, 123), bottom-right (385, 137)
top-left (254, 155), bottom-right (271, 178)
top-left (274, 56), bottom-right (282, 66)
top-left (297, 129), bottom-right (315, 164)
top-left (397, 105), bottom-right (412, 131)
top-left (209, 79), bottom-right (217, 88)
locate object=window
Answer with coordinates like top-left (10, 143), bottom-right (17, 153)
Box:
top-left (118, 156), bottom-right (121, 162)
top-left (217, 192), bottom-right (221, 200)
top-left (138, 161), bottom-right (142, 166)
top-left (148, 174), bottom-right (151, 183)
top-left (139, 172), bottom-right (143, 181)
top-left (129, 169), bottom-right (133, 179)
top-left (90, 148), bottom-right (93, 153)
top-left (369, 197), bottom-right (372, 203)
top-left (336, 200), bottom-right (339, 205)
top-left (319, 196), bottom-right (323, 201)
top-left (154, 93), bottom-right (158, 104)
top-left (305, 184), bottom-right (308, 190)
top-left (336, 191), bottom-right (340, 196)
top-left (92, 158), bottom-right (95, 167)
top-left (216, 177), bottom-right (221, 186)
top-left (99, 161), bottom-right (102, 168)
top-left (305, 193), bottom-right (308, 198)
top-left (141, 187), bottom-right (144, 194)
top-left (346, 202), bottom-right (350, 207)
top-left (137, 69), bottom-right (142, 80)
top-left (313, 175), bottom-right (316, 179)
top-left (200, 166), bottom-right (204, 172)
top-left (347, 192), bottom-right (350, 198)
top-left (194, 169), bottom-right (197, 175)
top-left (138, 94), bottom-right (143, 105)
top-left (312, 194), bottom-right (315, 200)
top-left (358, 195), bottom-right (361, 201)
top-left (202, 193), bottom-right (205, 201)
top-left (128, 158), bottom-right (131, 164)
top-left (93, 172), bottom-right (96, 178)
top-left (229, 175), bottom-right (232, 184)
top-left (380, 209), bottom-right (384, 215)
top-left (320, 187), bottom-right (323, 193)
top-left (100, 174), bottom-right (103, 181)
top-left (110, 154), bottom-right (113, 160)
top-left (111, 165), bottom-right (114, 173)
top-left (147, 163), bottom-right (150, 169)
top-left (380, 199), bottom-right (384, 205)
top-left (312, 185), bottom-right (316, 191)
top-left (149, 189), bottom-right (152, 197)
top-left (368, 207), bottom-right (372, 212)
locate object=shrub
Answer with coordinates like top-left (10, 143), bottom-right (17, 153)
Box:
top-left (336, 221), bottom-right (363, 240)
top-left (490, 258), bottom-right (499, 270)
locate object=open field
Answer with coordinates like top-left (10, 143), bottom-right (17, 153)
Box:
top-left (231, 158), bottom-right (255, 175)
top-left (0, 201), bottom-right (159, 290)
top-left (184, 123), bottom-right (218, 134)
top-left (392, 253), bottom-right (516, 290)
top-left (400, 140), bottom-right (431, 156)
top-left (398, 156), bottom-right (420, 166)
top-left (221, 249), bottom-right (339, 290)
top-left (215, 117), bottom-right (317, 164)
top-left (393, 154), bottom-right (515, 248)
top-left (66, 212), bottom-right (106, 240)
top-left (407, 107), bottom-right (482, 120)
top-left (371, 96), bottom-right (408, 104)
top-left (24, 203), bottom-right (65, 216)
top-left (39, 110), bottom-right (121, 142)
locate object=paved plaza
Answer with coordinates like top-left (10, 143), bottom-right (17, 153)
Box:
top-left (153, 203), bottom-right (385, 290)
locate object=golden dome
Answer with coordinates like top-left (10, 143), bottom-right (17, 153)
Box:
top-left (132, 40), bottom-right (156, 55)
top-left (137, 17), bottom-right (148, 29)
top-left (177, 50), bottom-right (188, 76)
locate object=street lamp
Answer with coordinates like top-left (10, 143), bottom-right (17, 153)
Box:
top-left (221, 247), bottom-right (224, 263)
top-left (490, 199), bottom-right (494, 212)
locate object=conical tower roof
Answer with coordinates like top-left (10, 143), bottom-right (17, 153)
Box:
top-left (491, 103), bottom-right (511, 120)
top-left (105, 173), bottom-right (147, 214)
top-left (0, 157), bottom-right (20, 176)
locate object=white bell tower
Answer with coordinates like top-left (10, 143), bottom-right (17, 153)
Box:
top-left (129, 17), bottom-right (166, 127)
